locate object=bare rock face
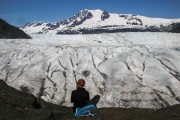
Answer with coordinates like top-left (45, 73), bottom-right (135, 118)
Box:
top-left (59, 9), bottom-right (93, 27)
top-left (168, 23), bottom-right (180, 33)
top-left (101, 11), bottom-right (110, 21)
top-left (70, 10), bottom-right (93, 27)
top-left (0, 18), bottom-right (31, 39)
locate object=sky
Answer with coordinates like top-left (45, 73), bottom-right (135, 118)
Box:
top-left (1, 0), bottom-right (180, 27)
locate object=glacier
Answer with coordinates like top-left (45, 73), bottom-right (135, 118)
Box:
top-left (0, 32), bottom-right (180, 109)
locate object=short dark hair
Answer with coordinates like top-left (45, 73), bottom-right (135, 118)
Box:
top-left (77, 79), bottom-right (85, 88)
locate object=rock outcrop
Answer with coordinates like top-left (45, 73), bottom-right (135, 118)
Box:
top-left (169, 23), bottom-right (180, 33)
top-left (101, 11), bottom-right (110, 21)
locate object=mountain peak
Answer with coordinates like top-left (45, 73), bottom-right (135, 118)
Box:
top-left (20, 9), bottom-right (180, 34)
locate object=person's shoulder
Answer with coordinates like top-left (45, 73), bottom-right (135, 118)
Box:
top-left (85, 89), bottom-right (89, 93)
top-left (82, 88), bottom-right (89, 92)
top-left (72, 89), bottom-right (77, 92)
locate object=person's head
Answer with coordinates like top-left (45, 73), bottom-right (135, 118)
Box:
top-left (77, 79), bottom-right (85, 88)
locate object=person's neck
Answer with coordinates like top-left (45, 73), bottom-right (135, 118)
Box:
top-left (77, 87), bottom-right (84, 89)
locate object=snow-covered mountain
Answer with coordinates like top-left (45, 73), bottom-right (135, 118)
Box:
top-left (20, 9), bottom-right (180, 34)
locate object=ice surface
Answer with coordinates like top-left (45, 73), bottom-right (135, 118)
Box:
top-left (0, 32), bottom-right (180, 109)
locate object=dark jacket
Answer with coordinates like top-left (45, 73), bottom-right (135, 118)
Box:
top-left (71, 88), bottom-right (90, 113)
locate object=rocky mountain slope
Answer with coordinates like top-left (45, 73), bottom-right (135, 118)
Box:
top-left (0, 18), bottom-right (31, 39)
top-left (20, 9), bottom-right (180, 34)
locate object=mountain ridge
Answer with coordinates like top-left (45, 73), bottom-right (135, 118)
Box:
top-left (20, 9), bottom-right (180, 34)
top-left (0, 18), bottom-right (31, 39)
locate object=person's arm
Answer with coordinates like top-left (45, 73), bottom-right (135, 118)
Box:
top-left (87, 91), bottom-right (90, 102)
top-left (71, 91), bottom-right (74, 103)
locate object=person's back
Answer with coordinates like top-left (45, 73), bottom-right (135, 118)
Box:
top-left (71, 87), bottom-right (89, 112)
top-left (71, 79), bottom-right (100, 113)
top-left (71, 79), bottom-right (89, 113)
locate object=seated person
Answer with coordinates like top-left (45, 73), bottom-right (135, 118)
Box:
top-left (71, 79), bottom-right (100, 113)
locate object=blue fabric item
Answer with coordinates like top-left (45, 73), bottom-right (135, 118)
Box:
top-left (74, 104), bottom-right (98, 117)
